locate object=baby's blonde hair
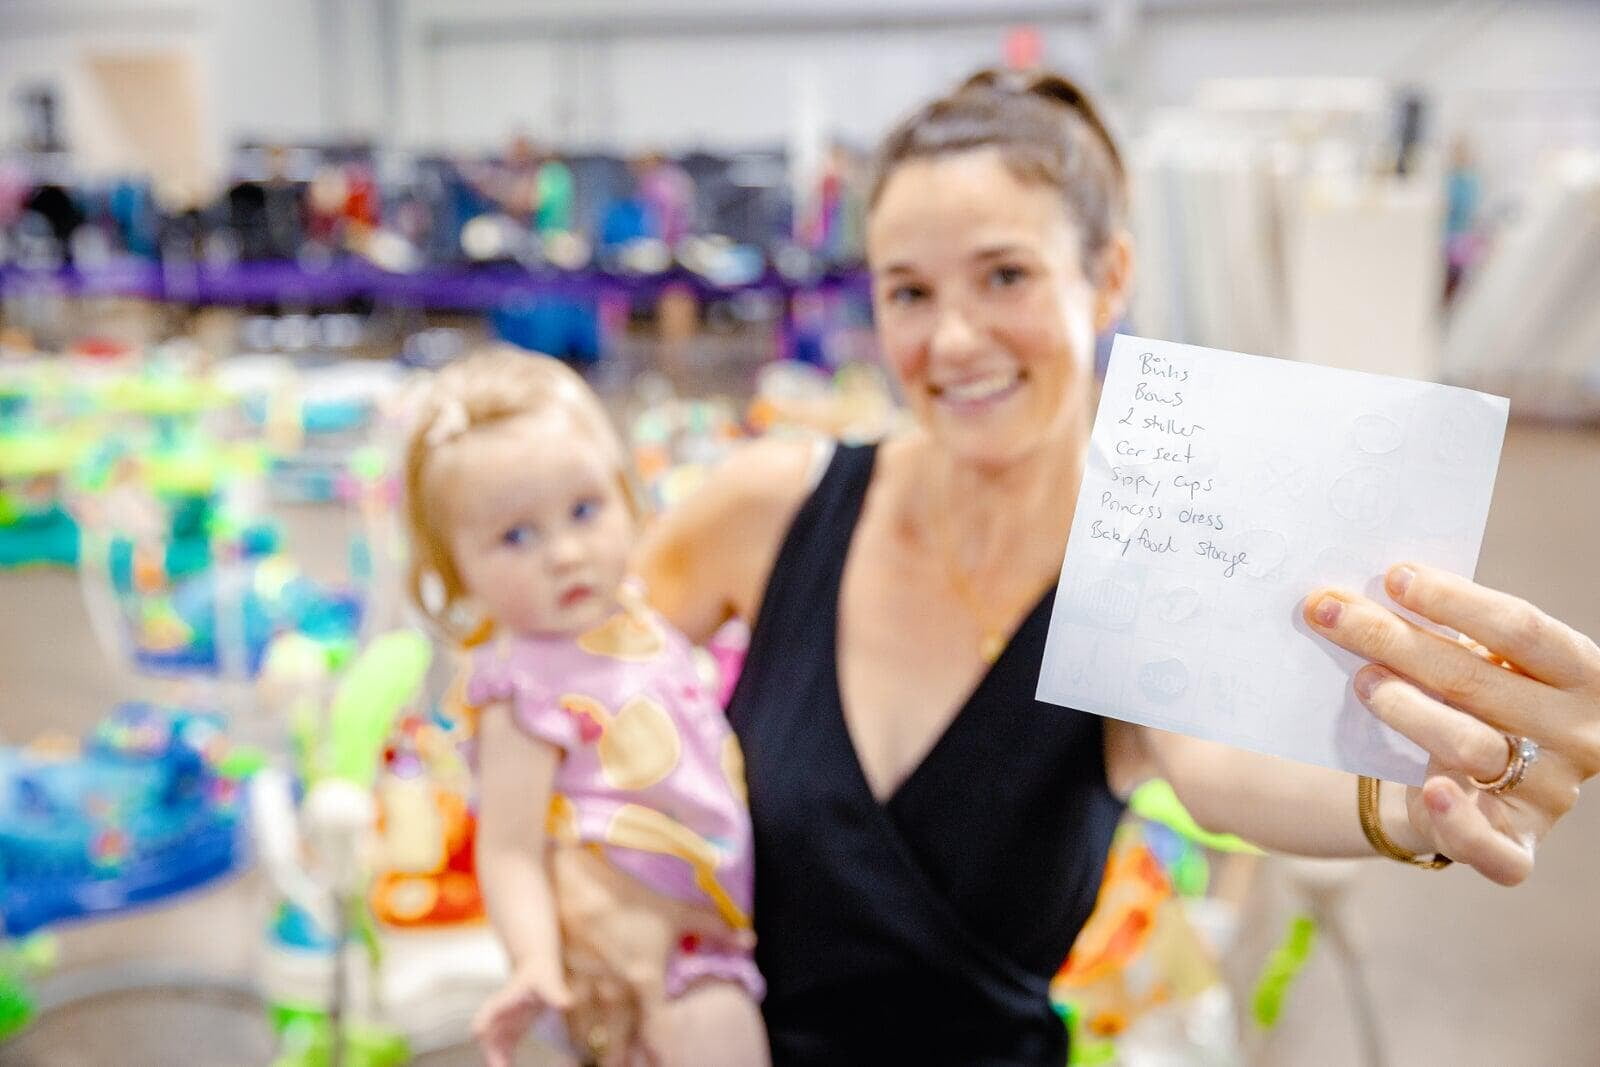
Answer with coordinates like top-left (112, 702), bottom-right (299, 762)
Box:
top-left (402, 345), bottom-right (640, 643)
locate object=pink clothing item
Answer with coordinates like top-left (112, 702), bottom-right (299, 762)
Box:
top-left (639, 163), bottom-right (694, 246)
top-left (466, 602), bottom-right (762, 1000)
top-left (666, 948), bottom-right (763, 1001)
top-left (705, 619), bottom-right (750, 709)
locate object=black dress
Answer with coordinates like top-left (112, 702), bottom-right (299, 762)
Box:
top-left (726, 443), bottom-right (1125, 1066)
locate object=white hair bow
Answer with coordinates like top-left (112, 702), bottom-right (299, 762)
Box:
top-left (425, 398), bottom-right (470, 447)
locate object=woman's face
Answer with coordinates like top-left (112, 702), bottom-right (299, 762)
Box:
top-left (867, 147), bottom-right (1119, 467)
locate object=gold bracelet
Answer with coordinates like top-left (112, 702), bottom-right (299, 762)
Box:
top-left (1357, 775), bottom-right (1452, 869)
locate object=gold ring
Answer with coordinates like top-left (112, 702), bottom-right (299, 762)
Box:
top-left (1471, 735), bottom-right (1539, 795)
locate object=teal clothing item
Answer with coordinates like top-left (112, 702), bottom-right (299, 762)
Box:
top-left (1446, 169), bottom-right (1480, 238)
top-left (535, 161), bottom-right (575, 235)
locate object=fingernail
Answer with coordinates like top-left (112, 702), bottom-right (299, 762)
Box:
top-left (1312, 596), bottom-right (1343, 628)
top-left (1355, 667), bottom-right (1386, 701)
top-left (1387, 565), bottom-right (1415, 600)
top-left (1425, 785), bottom-right (1453, 816)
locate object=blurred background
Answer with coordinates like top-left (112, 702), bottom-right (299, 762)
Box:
top-left (0, 1), bottom-right (1596, 1065)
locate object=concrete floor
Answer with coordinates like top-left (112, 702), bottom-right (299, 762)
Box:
top-left (2, 420), bottom-right (1597, 1066)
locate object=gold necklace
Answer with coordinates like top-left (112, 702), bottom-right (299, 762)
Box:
top-left (931, 470), bottom-right (1010, 665)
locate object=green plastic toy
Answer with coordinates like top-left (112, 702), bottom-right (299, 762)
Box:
top-left (0, 428), bottom-right (94, 567)
top-left (1251, 913), bottom-right (1319, 1028)
top-left (1128, 779), bottom-right (1264, 856)
top-left (0, 936), bottom-right (58, 1042)
top-left (320, 629), bottom-right (431, 786)
top-left (270, 1011), bottom-right (410, 1067)
top-left (99, 376), bottom-right (228, 418)
top-left (260, 629), bottom-right (433, 1067)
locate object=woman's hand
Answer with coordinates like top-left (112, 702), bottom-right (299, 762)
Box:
top-left (473, 959), bottom-right (573, 1067)
top-left (552, 844), bottom-right (754, 1064)
top-left (1305, 563), bottom-right (1600, 885)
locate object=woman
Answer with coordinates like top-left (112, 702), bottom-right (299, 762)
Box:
top-left (563, 70), bottom-right (1600, 1064)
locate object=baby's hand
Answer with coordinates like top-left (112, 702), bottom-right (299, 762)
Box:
top-left (473, 962), bottom-right (573, 1067)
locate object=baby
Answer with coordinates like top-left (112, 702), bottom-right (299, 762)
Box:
top-left (401, 347), bottom-right (765, 1066)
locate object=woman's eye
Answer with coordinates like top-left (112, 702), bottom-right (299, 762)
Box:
top-left (501, 524), bottom-right (539, 547)
top-left (571, 497), bottom-right (603, 523)
top-left (888, 283), bottom-right (929, 306)
top-left (989, 264), bottom-right (1028, 288)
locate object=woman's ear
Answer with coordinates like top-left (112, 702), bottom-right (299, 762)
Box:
top-left (1093, 229), bottom-right (1135, 333)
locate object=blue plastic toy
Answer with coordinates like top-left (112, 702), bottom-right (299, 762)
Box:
top-left (128, 557), bottom-right (362, 676)
top-left (0, 703), bottom-right (256, 938)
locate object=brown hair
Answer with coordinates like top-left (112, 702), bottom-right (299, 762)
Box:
top-left (870, 68), bottom-right (1127, 278)
top-left (401, 345), bottom-right (640, 643)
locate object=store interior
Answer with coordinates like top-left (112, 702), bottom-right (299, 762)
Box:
top-left (1, 1), bottom-right (1598, 1065)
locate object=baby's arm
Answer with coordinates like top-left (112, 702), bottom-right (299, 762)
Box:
top-left (472, 701), bottom-right (570, 1067)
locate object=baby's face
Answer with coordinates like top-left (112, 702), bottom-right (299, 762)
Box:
top-left (440, 409), bottom-right (634, 638)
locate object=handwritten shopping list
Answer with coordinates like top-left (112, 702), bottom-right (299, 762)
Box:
top-left (1037, 335), bottom-right (1509, 785)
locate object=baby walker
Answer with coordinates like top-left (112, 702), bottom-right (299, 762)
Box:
top-left (253, 629), bottom-right (505, 1067)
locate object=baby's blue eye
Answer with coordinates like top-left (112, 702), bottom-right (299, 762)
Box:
top-left (502, 524), bottom-right (540, 547)
top-left (571, 497), bottom-right (603, 523)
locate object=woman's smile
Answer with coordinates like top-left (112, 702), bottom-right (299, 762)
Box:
top-left (930, 366), bottom-right (1028, 410)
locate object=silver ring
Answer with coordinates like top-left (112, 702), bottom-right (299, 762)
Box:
top-left (1471, 735), bottom-right (1539, 795)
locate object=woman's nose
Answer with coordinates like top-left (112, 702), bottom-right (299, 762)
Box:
top-left (929, 303), bottom-right (983, 361)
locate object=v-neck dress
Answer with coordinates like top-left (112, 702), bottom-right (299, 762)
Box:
top-left (726, 443), bottom-right (1124, 1065)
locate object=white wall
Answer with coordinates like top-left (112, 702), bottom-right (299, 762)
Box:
top-left (0, 1), bottom-right (211, 165)
top-left (0, 0), bottom-right (363, 179)
top-left (395, 0), bottom-right (1600, 158)
top-left (208, 0), bottom-right (329, 144)
top-left (1138, 1), bottom-right (1600, 193)
top-left (4, 0), bottom-right (1597, 169)
top-left (399, 0), bottom-right (1105, 152)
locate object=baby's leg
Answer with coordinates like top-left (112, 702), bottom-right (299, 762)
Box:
top-left (644, 981), bottom-right (768, 1067)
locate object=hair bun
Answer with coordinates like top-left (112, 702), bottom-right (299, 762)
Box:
top-left (872, 65), bottom-right (1128, 276)
top-left (952, 68), bottom-right (1122, 179)
top-left (957, 68), bottom-right (1082, 107)
top-left (1025, 74), bottom-right (1092, 115)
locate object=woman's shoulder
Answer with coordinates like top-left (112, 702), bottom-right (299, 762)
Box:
top-left (657, 435), bottom-right (827, 553)
top-left (714, 433), bottom-right (831, 509)
top-left (636, 435), bottom-right (832, 639)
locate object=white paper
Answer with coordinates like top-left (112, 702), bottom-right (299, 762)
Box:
top-left (1037, 334), bottom-right (1509, 785)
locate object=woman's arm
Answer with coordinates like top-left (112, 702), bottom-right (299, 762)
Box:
top-left (1137, 726), bottom-right (1426, 858)
top-left (475, 701), bottom-right (568, 990)
top-left (634, 437), bottom-right (818, 643)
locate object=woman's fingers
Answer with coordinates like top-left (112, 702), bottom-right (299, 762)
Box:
top-left (1305, 589), bottom-right (1554, 736)
top-left (1356, 667), bottom-right (1510, 781)
top-left (1415, 776), bottom-right (1536, 887)
top-left (1306, 567), bottom-right (1599, 887)
top-left (1361, 668), bottom-right (1581, 815)
top-left (1385, 563), bottom-right (1600, 690)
